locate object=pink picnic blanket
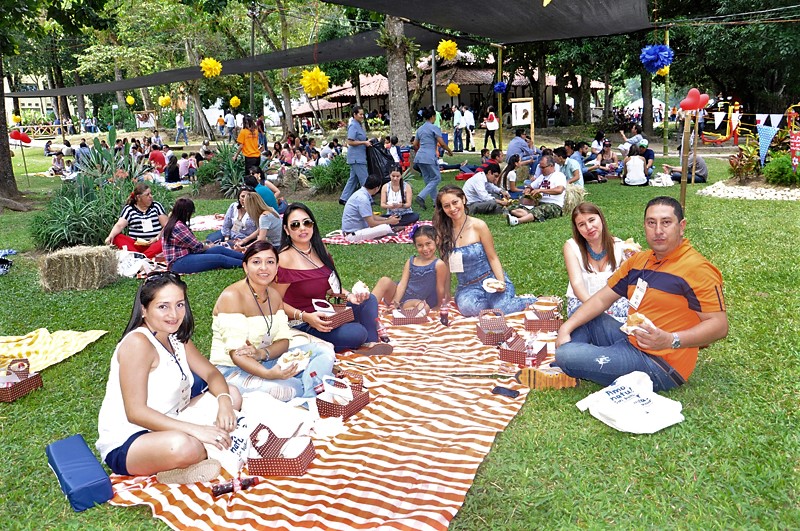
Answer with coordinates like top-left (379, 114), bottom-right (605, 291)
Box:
top-left (322, 221), bottom-right (432, 245)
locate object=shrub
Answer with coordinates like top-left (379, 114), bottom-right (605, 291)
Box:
top-left (32, 175), bottom-right (174, 251)
top-left (309, 155), bottom-right (350, 193)
top-left (728, 142), bottom-right (761, 184)
top-left (191, 143), bottom-right (245, 198)
top-left (763, 152), bottom-right (798, 186)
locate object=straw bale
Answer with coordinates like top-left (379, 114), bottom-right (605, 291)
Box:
top-left (563, 185), bottom-right (587, 217)
top-left (39, 246), bottom-right (119, 292)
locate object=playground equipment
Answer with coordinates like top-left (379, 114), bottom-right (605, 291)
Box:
top-left (701, 100), bottom-right (746, 145)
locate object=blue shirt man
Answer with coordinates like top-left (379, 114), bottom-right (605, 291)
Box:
top-left (341, 174), bottom-right (400, 234)
top-left (339, 106), bottom-right (371, 204)
top-left (506, 129), bottom-right (538, 174)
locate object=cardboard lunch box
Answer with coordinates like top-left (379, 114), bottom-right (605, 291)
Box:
top-left (524, 306), bottom-right (563, 333)
top-left (1, 358), bottom-right (43, 403)
top-left (477, 309), bottom-right (513, 345)
top-left (498, 333), bottom-right (549, 368)
top-left (390, 306), bottom-right (430, 326)
top-left (333, 369), bottom-right (364, 393)
top-left (316, 376), bottom-right (370, 421)
top-left (247, 424), bottom-right (316, 477)
top-left (314, 299), bottom-right (355, 329)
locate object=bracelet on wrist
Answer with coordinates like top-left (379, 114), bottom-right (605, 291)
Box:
top-left (263, 347), bottom-right (271, 361)
top-left (216, 392), bottom-right (232, 402)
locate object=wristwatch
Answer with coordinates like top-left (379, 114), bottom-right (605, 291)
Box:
top-left (671, 332), bottom-right (681, 349)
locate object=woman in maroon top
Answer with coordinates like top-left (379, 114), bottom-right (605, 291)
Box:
top-left (274, 203), bottom-right (392, 355)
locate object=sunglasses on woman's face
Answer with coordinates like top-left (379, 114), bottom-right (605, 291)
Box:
top-left (289, 218), bottom-right (315, 230)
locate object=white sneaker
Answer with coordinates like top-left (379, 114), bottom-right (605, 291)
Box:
top-left (507, 214), bottom-right (519, 226)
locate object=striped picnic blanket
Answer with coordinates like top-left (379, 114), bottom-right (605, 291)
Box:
top-left (107, 309), bottom-right (534, 530)
top-left (191, 214), bottom-right (225, 232)
top-left (322, 221), bottom-right (433, 246)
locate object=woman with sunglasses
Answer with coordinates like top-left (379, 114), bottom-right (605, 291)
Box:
top-left (96, 271), bottom-right (242, 484)
top-left (594, 140), bottom-right (620, 178)
top-left (274, 203), bottom-right (392, 355)
top-left (162, 198), bottom-right (245, 274)
top-left (210, 241), bottom-right (335, 400)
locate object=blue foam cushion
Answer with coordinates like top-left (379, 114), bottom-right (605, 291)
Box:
top-left (46, 434), bottom-right (113, 512)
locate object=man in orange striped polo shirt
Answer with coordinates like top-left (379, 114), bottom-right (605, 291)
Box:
top-left (555, 196), bottom-right (728, 392)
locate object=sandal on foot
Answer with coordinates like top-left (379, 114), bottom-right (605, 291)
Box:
top-left (156, 458), bottom-right (222, 484)
top-left (356, 342), bottom-right (393, 356)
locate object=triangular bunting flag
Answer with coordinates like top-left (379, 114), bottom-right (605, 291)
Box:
top-left (757, 125), bottom-right (779, 166)
top-left (713, 112), bottom-right (725, 129)
top-left (770, 114), bottom-right (784, 128)
top-left (730, 112), bottom-right (740, 132)
top-left (755, 113), bottom-right (768, 125)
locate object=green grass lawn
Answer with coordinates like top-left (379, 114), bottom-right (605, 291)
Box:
top-left (1, 150), bottom-right (799, 529)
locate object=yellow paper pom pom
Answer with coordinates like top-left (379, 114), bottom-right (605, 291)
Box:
top-left (200, 57), bottom-right (223, 78)
top-left (300, 66), bottom-right (330, 98)
top-left (437, 39), bottom-right (458, 61)
top-left (12, 115), bottom-right (22, 124)
top-left (126, 95), bottom-right (135, 105)
top-left (446, 83), bottom-right (461, 97)
top-left (230, 96), bottom-right (241, 109)
top-left (656, 65), bottom-right (670, 77)
top-left (158, 95), bottom-right (172, 108)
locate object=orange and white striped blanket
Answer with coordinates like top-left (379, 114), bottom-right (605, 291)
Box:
top-left (108, 310), bottom-right (533, 530)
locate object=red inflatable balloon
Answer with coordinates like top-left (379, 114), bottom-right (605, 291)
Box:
top-left (680, 87), bottom-right (711, 111)
top-left (19, 132), bottom-right (32, 144)
top-left (9, 130), bottom-right (21, 140)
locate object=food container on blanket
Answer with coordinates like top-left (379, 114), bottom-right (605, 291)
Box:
top-left (499, 333), bottom-right (548, 367)
top-left (333, 369), bottom-right (364, 393)
top-left (316, 376), bottom-right (370, 421)
top-left (247, 424), bottom-right (316, 477)
top-left (477, 309), bottom-right (513, 345)
top-left (313, 299), bottom-right (355, 329)
top-left (524, 300), bottom-right (563, 333)
top-left (391, 306), bottom-right (430, 325)
top-left (1, 358), bottom-right (43, 402)
top-left (517, 365), bottom-right (578, 390)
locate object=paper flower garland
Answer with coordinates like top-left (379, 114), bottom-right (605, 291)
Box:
top-left (12, 115), bottom-right (21, 124)
top-left (437, 39), bottom-right (458, 61)
top-left (158, 95), bottom-right (171, 108)
top-left (230, 96), bottom-right (241, 109)
top-left (200, 57), bottom-right (222, 78)
top-left (446, 83), bottom-right (461, 97)
top-left (126, 95), bottom-right (135, 105)
top-left (656, 66), bottom-right (670, 77)
top-left (494, 81), bottom-right (507, 94)
top-left (640, 44), bottom-right (674, 75)
top-left (299, 66), bottom-right (330, 98)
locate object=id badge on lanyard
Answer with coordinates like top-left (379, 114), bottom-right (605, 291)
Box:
top-left (448, 252), bottom-right (464, 273)
top-left (140, 217), bottom-right (154, 234)
top-left (177, 378), bottom-right (191, 413)
top-left (629, 278), bottom-right (648, 310)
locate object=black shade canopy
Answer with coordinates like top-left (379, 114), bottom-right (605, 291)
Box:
top-left (6, 24), bottom-right (475, 99)
top-left (326, 0), bottom-right (651, 43)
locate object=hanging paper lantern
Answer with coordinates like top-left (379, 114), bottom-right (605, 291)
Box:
top-left (494, 81), bottom-right (507, 94)
top-left (437, 39), bottom-right (458, 61)
top-left (230, 96), bottom-right (241, 109)
top-left (446, 83), bottom-right (461, 98)
top-left (299, 66), bottom-right (330, 98)
top-left (12, 115), bottom-right (21, 124)
top-left (126, 95), bottom-right (135, 105)
top-left (158, 95), bottom-right (172, 108)
top-left (200, 57), bottom-right (222, 78)
top-left (640, 44), bottom-right (674, 74)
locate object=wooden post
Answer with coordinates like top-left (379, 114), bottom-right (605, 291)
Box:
top-left (691, 111), bottom-right (700, 184)
top-left (678, 110), bottom-right (693, 209)
top-left (496, 45), bottom-right (504, 151)
top-left (662, 28), bottom-right (670, 157)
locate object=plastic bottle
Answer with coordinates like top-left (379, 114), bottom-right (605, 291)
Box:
top-left (375, 318), bottom-right (390, 343)
top-left (212, 476), bottom-right (260, 497)
top-left (439, 302), bottom-right (450, 326)
top-left (309, 371), bottom-right (325, 395)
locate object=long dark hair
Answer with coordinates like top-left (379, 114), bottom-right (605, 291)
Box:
top-left (122, 272), bottom-right (194, 342)
top-left (571, 202), bottom-right (617, 272)
top-left (500, 154), bottom-right (520, 189)
top-left (163, 197), bottom-right (195, 243)
top-left (279, 203), bottom-right (342, 290)
top-left (388, 164), bottom-right (406, 204)
top-left (433, 185), bottom-right (468, 260)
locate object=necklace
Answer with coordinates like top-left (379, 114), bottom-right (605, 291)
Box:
top-left (586, 243), bottom-right (607, 261)
top-left (246, 278), bottom-right (273, 336)
top-left (454, 217), bottom-right (469, 241)
top-left (149, 328), bottom-right (187, 381)
top-left (292, 243), bottom-right (313, 255)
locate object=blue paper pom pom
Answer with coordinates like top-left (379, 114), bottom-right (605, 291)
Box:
top-left (493, 81), bottom-right (507, 94)
top-left (640, 44), bottom-right (674, 74)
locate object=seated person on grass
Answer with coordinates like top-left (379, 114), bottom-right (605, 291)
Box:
top-left (50, 152), bottom-right (66, 175)
top-left (380, 164), bottom-right (420, 227)
top-left (554, 196), bottom-right (728, 392)
top-left (342, 173), bottom-right (401, 241)
top-left (638, 139), bottom-right (656, 178)
top-left (662, 147), bottom-right (707, 183)
top-left (462, 163), bottom-right (510, 215)
top-left (507, 154), bottom-right (567, 226)
top-left (506, 129), bottom-right (539, 175)
top-left (105, 182), bottom-right (168, 259)
top-left (554, 147), bottom-right (582, 186)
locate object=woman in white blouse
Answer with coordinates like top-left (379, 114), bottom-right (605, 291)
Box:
top-left (380, 164), bottom-right (419, 227)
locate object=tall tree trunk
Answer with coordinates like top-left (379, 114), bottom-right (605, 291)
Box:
top-left (183, 40), bottom-right (215, 140)
top-left (578, 77), bottom-right (591, 124)
top-left (51, 64), bottom-right (70, 120)
top-left (535, 56), bottom-right (547, 127)
top-left (556, 75), bottom-right (568, 125)
top-left (275, 0), bottom-right (294, 135)
top-left (139, 86), bottom-right (153, 113)
top-left (0, 60), bottom-right (20, 200)
top-left (6, 73), bottom-right (21, 116)
top-left (46, 69), bottom-right (58, 116)
top-left (73, 71), bottom-right (87, 120)
top-left (603, 71), bottom-right (611, 122)
top-left (354, 74), bottom-right (363, 108)
top-left (641, 72), bottom-right (654, 136)
top-left (113, 62), bottom-right (127, 110)
top-left (408, 48), bottom-right (428, 125)
top-left (383, 16), bottom-right (413, 145)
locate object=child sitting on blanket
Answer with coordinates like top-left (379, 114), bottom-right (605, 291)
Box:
top-left (372, 225), bottom-right (450, 312)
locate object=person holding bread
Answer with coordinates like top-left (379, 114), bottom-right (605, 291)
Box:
top-left (555, 196), bottom-right (728, 392)
top-left (105, 182), bottom-right (168, 258)
top-left (210, 241), bottom-right (335, 401)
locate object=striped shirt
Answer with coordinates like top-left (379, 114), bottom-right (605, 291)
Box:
top-left (120, 202), bottom-right (166, 239)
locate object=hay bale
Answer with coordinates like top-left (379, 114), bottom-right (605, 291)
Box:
top-left (39, 245), bottom-right (119, 292)
top-left (563, 185), bottom-right (587, 218)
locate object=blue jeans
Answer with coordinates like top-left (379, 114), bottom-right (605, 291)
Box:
top-left (340, 163), bottom-right (369, 202)
top-left (454, 128), bottom-right (463, 151)
top-left (554, 313), bottom-right (684, 392)
top-left (169, 246), bottom-right (244, 274)
top-left (417, 163), bottom-right (441, 204)
top-left (294, 294), bottom-right (380, 351)
top-left (175, 128), bottom-right (188, 145)
top-left (216, 342), bottom-right (335, 399)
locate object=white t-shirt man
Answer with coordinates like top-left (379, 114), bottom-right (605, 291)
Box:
top-left (531, 170), bottom-right (567, 208)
